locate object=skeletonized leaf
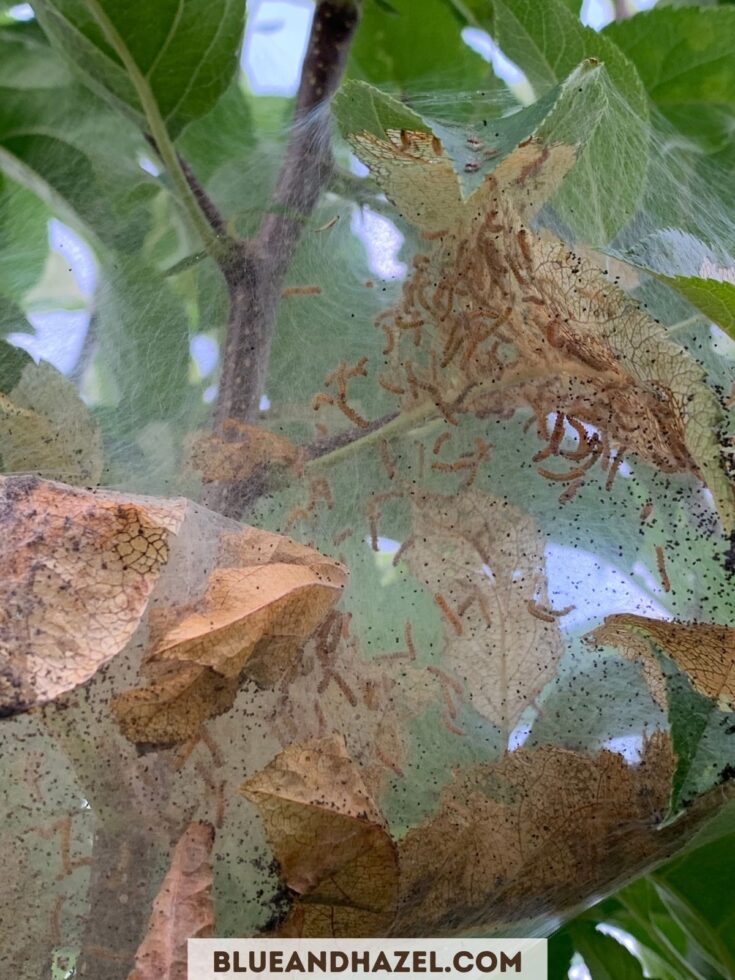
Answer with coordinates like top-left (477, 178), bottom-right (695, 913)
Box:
top-left (128, 821), bottom-right (215, 980)
top-left (242, 734), bottom-right (399, 937)
top-left (0, 359), bottom-right (103, 484)
top-left (588, 614), bottom-right (735, 712)
top-left (111, 663), bottom-right (241, 746)
top-left (587, 618), bottom-right (668, 711)
top-left (406, 490), bottom-right (564, 735)
top-left (394, 733), bottom-right (674, 935)
top-left (0, 475), bottom-right (183, 715)
top-left (341, 111), bottom-right (735, 531)
top-left (0, 474), bottom-right (345, 733)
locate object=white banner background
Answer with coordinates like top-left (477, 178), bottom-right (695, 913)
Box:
top-left (188, 938), bottom-right (548, 980)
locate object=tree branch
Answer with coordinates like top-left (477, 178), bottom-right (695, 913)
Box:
top-left (207, 0), bottom-right (360, 516)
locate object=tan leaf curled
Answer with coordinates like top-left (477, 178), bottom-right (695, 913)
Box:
top-left (586, 617), bottom-right (669, 710)
top-left (588, 614), bottom-right (735, 711)
top-left (0, 475), bottom-right (184, 716)
top-left (113, 529), bottom-right (347, 745)
top-left (406, 489), bottom-right (564, 735)
top-left (242, 734), bottom-right (399, 937)
top-left (128, 820), bottom-right (215, 980)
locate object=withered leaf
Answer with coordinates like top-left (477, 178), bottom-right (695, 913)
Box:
top-left (406, 489), bottom-right (564, 735)
top-left (0, 360), bottom-right (103, 485)
top-left (345, 124), bottom-right (735, 531)
top-left (394, 733), bottom-right (674, 936)
top-left (114, 529), bottom-right (346, 745)
top-left (147, 564), bottom-right (346, 678)
top-left (112, 664), bottom-right (241, 746)
top-left (588, 614), bottom-right (735, 711)
top-left (0, 476), bottom-right (184, 716)
top-left (188, 419), bottom-right (298, 485)
top-left (586, 617), bottom-right (668, 710)
top-left (128, 821), bottom-right (215, 980)
top-left (242, 734), bottom-right (399, 937)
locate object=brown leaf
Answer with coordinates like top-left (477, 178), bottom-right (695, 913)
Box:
top-left (112, 664), bottom-right (241, 746)
top-left (128, 821), bottom-right (215, 980)
top-left (188, 419), bottom-right (298, 484)
top-left (406, 489), bottom-right (564, 735)
top-left (242, 734), bottom-right (399, 936)
top-left (587, 614), bottom-right (735, 710)
top-left (113, 530), bottom-right (346, 745)
top-left (394, 733), bottom-right (674, 935)
top-left (0, 476), bottom-right (184, 715)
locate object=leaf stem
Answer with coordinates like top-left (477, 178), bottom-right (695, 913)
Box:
top-left (306, 365), bottom-right (553, 471)
top-left (307, 402), bottom-right (439, 471)
top-left (82, 0), bottom-right (223, 257)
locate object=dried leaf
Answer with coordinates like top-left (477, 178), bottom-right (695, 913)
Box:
top-left (586, 618), bottom-right (668, 710)
top-left (406, 489), bottom-right (564, 734)
top-left (188, 419), bottom-right (299, 484)
top-left (242, 734), bottom-right (399, 936)
top-left (588, 614), bottom-right (735, 711)
top-left (114, 528), bottom-right (346, 745)
top-left (0, 360), bottom-right (103, 485)
top-left (0, 476), bottom-right (184, 715)
top-left (394, 733), bottom-right (674, 935)
top-left (128, 821), bottom-right (215, 980)
top-left (146, 564), bottom-right (346, 678)
top-left (112, 664), bottom-right (241, 746)
top-left (351, 129), bottom-right (465, 234)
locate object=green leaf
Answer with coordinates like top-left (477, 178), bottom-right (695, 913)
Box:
top-left (0, 23), bottom-right (156, 249)
top-left (548, 929), bottom-right (575, 980)
top-left (652, 878), bottom-right (735, 977)
top-left (0, 357), bottom-right (103, 483)
top-left (333, 79), bottom-right (432, 141)
top-left (571, 922), bottom-right (645, 980)
top-left (606, 7), bottom-right (735, 156)
top-left (458, 0), bottom-right (649, 243)
top-left (0, 337), bottom-right (32, 392)
top-left (31, 0), bottom-right (245, 138)
top-left (654, 833), bottom-right (735, 974)
top-left (664, 663), bottom-right (723, 809)
top-left (659, 275), bottom-right (735, 339)
top-left (0, 175), bottom-right (49, 301)
top-left (349, 0), bottom-right (491, 92)
top-left (94, 256), bottom-right (191, 429)
top-left (175, 75), bottom-right (253, 185)
top-left (0, 295), bottom-right (33, 339)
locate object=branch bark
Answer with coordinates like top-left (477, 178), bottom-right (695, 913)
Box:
top-left (206, 0), bottom-right (360, 516)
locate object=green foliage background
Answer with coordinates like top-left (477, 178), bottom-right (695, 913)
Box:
top-left (1, 0), bottom-right (735, 976)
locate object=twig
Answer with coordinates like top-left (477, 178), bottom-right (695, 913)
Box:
top-left (208, 0), bottom-right (360, 516)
